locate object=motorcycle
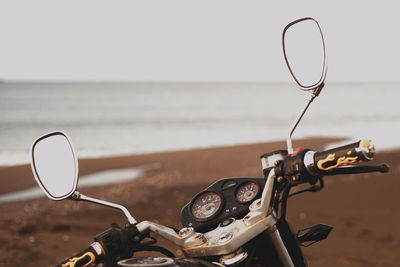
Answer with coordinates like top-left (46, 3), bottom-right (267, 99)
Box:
top-left (29, 17), bottom-right (389, 267)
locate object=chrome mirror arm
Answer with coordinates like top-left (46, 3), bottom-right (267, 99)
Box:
top-left (286, 84), bottom-right (323, 154)
top-left (70, 191), bottom-right (137, 224)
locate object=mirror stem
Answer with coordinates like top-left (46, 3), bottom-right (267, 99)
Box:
top-left (286, 90), bottom-right (319, 154)
top-left (312, 82), bottom-right (324, 97)
top-left (70, 192), bottom-right (137, 224)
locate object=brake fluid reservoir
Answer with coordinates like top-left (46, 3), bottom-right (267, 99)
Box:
top-left (260, 150), bottom-right (288, 175)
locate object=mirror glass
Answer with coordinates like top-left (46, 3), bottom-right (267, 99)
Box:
top-left (282, 17), bottom-right (327, 90)
top-left (31, 132), bottom-right (78, 200)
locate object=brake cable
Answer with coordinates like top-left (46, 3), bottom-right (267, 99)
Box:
top-left (278, 176), bottom-right (324, 219)
top-left (279, 184), bottom-right (291, 219)
top-left (287, 176), bottom-right (324, 199)
top-left (132, 235), bottom-right (176, 258)
top-left (132, 245), bottom-right (175, 258)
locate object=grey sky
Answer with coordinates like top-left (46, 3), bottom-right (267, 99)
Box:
top-left (0, 1), bottom-right (399, 81)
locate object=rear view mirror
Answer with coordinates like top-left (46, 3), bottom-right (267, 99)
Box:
top-left (282, 17), bottom-right (327, 92)
top-left (31, 131), bottom-right (78, 200)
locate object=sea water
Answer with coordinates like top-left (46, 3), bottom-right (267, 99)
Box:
top-left (0, 82), bottom-right (399, 166)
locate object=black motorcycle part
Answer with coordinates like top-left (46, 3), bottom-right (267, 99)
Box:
top-left (241, 230), bottom-right (283, 267)
top-left (322, 164), bottom-right (390, 176)
top-left (312, 140), bottom-right (374, 174)
top-left (276, 149), bottom-right (319, 185)
top-left (296, 223), bottom-right (333, 247)
top-left (132, 246), bottom-right (175, 258)
top-left (117, 257), bottom-right (215, 267)
top-left (55, 245), bottom-right (101, 267)
top-left (276, 219), bottom-right (308, 267)
top-left (95, 224), bottom-right (141, 263)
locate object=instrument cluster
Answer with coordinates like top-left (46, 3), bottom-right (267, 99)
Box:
top-left (180, 177), bottom-right (265, 232)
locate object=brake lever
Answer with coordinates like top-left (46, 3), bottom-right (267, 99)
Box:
top-left (323, 164), bottom-right (390, 176)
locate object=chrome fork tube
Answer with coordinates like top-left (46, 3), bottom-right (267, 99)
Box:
top-left (267, 226), bottom-right (295, 267)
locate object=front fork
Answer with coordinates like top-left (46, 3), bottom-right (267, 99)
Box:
top-left (260, 155), bottom-right (296, 267)
top-left (266, 225), bottom-right (295, 267)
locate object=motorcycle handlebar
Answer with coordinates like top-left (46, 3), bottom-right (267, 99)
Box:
top-left (306, 140), bottom-right (375, 175)
top-left (277, 140), bottom-right (380, 183)
top-left (54, 224), bottom-right (141, 267)
top-left (55, 242), bottom-right (103, 267)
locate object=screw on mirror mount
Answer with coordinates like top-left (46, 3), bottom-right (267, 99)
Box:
top-left (70, 191), bottom-right (137, 224)
top-left (286, 83), bottom-right (324, 154)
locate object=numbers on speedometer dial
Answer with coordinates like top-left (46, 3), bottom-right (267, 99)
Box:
top-left (236, 182), bottom-right (260, 203)
top-left (191, 192), bottom-right (223, 221)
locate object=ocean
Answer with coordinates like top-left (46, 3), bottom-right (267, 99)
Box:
top-left (0, 81), bottom-right (399, 166)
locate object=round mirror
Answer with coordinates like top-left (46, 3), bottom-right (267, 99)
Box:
top-left (282, 17), bottom-right (327, 91)
top-left (31, 131), bottom-right (78, 200)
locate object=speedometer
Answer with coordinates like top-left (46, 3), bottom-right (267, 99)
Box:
top-left (191, 192), bottom-right (223, 222)
top-left (236, 182), bottom-right (260, 203)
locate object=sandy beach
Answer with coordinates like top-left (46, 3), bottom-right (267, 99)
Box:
top-left (0, 138), bottom-right (399, 267)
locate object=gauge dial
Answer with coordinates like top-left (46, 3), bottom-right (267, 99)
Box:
top-left (236, 182), bottom-right (260, 203)
top-left (191, 192), bottom-right (223, 221)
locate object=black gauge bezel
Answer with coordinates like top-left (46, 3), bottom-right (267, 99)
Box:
top-left (235, 181), bottom-right (260, 204)
top-left (190, 191), bottom-right (225, 222)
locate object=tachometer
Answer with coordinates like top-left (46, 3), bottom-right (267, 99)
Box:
top-left (191, 192), bottom-right (223, 221)
top-left (236, 182), bottom-right (260, 203)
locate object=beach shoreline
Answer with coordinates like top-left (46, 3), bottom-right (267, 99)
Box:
top-left (0, 138), bottom-right (399, 266)
top-left (2, 81), bottom-right (399, 167)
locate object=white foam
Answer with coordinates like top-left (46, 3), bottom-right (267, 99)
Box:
top-left (0, 164), bottom-right (159, 203)
top-left (0, 82), bottom-right (398, 166)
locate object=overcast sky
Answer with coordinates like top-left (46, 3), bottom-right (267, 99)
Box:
top-left (0, 1), bottom-right (399, 81)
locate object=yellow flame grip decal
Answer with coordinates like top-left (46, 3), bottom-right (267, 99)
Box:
top-left (317, 152), bottom-right (359, 171)
top-left (61, 252), bottom-right (96, 267)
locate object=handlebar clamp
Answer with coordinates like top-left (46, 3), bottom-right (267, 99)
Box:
top-left (275, 149), bottom-right (320, 185)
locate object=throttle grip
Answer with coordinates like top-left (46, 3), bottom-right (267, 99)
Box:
top-left (277, 140), bottom-right (378, 184)
top-left (56, 242), bottom-right (103, 267)
top-left (308, 140), bottom-right (375, 174)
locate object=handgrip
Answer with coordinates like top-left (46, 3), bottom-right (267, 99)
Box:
top-left (279, 139), bottom-right (381, 184)
top-left (56, 242), bottom-right (102, 267)
top-left (313, 140), bottom-right (375, 172)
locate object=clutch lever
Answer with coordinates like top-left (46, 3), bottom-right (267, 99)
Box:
top-left (323, 164), bottom-right (390, 176)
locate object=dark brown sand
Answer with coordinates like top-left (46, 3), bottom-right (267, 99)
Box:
top-left (0, 138), bottom-right (399, 267)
